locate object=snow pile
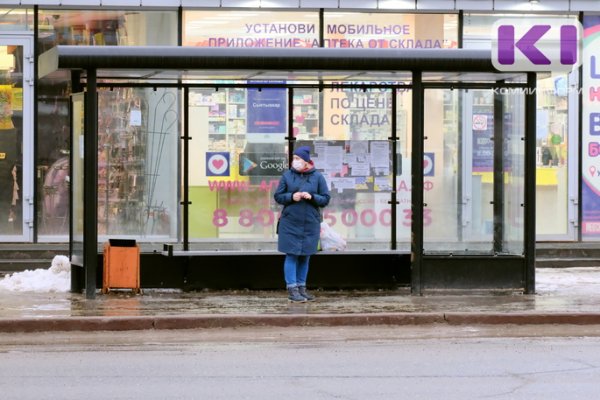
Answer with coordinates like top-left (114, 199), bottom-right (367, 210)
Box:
top-left (536, 267), bottom-right (600, 296)
top-left (0, 255), bottom-right (70, 293)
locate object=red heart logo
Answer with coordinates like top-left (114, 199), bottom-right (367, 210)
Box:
top-left (212, 159), bottom-right (224, 169)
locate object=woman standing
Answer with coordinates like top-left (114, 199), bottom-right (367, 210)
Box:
top-left (274, 146), bottom-right (330, 302)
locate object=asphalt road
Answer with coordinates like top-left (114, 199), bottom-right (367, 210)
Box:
top-left (1, 326), bottom-right (600, 400)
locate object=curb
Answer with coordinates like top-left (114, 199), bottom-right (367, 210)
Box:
top-left (444, 312), bottom-right (600, 325)
top-left (2, 312), bottom-right (600, 333)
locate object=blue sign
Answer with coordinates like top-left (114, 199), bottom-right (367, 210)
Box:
top-left (206, 152), bottom-right (230, 177)
top-left (247, 87), bottom-right (287, 134)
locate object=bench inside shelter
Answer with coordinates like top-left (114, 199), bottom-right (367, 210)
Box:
top-left (160, 244), bottom-right (411, 290)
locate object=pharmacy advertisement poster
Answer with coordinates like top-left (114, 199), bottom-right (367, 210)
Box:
top-left (581, 16), bottom-right (600, 237)
top-left (246, 87), bottom-right (287, 139)
top-left (472, 112), bottom-right (494, 172)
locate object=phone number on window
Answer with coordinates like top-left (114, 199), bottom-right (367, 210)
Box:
top-left (212, 208), bottom-right (432, 228)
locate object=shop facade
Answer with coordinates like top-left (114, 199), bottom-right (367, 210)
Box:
top-left (0, 1), bottom-right (598, 253)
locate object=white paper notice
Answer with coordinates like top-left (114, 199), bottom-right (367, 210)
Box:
top-left (313, 141), bottom-right (328, 156)
top-left (130, 109), bottom-right (142, 126)
top-left (331, 177), bottom-right (355, 193)
top-left (374, 176), bottom-right (391, 191)
top-left (324, 145), bottom-right (345, 171)
top-left (370, 141), bottom-right (390, 172)
top-left (350, 163), bottom-right (370, 176)
top-left (350, 141), bottom-right (368, 154)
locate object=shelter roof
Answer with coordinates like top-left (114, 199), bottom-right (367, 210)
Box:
top-left (39, 46), bottom-right (523, 83)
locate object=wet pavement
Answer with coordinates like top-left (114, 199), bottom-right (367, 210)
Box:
top-left (0, 267), bottom-right (598, 318)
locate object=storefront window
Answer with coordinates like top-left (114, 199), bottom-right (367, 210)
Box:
top-left (183, 10), bottom-right (319, 48)
top-left (463, 13), bottom-right (578, 240)
top-left (324, 12), bottom-right (458, 49)
top-left (0, 43), bottom-right (25, 238)
top-left (37, 10), bottom-right (177, 51)
top-left (0, 8), bottom-right (33, 31)
top-left (36, 10), bottom-right (178, 239)
top-left (536, 74), bottom-right (570, 236)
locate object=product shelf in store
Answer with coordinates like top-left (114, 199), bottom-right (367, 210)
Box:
top-left (293, 90), bottom-right (320, 138)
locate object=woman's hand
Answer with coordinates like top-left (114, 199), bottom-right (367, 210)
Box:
top-left (292, 192), bottom-right (312, 201)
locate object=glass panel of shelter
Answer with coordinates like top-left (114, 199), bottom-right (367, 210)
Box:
top-left (185, 85), bottom-right (410, 251)
top-left (502, 89), bottom-right (526, 255)
top-left (395, 89), bottom-right (412, 251)
top-left (61, 75), bottom-right (532, 258)
top-left (79, 80), bottom-right (526, 255)
top-left (297, 87), bottom-right (394, 251)
top-left (294, 86), bottom-right (413, 251)
top-left (70, 93), bottom-right (85, 266)
top-left (96, 87), bottom-right (179, 243)
top-left (187, 87), bottom-right (285, 249)
top-left (423, 87), bottom-right (525, 255)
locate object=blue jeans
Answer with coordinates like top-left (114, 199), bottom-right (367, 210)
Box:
top-left (283, 254), bottom-right (310, 288)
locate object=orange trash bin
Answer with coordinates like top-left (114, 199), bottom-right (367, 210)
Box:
top-left (102, 239), bottom-right (141, 294)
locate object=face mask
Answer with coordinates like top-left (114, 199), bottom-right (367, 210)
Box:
top-left (292, 160), bottom-right (305, 170)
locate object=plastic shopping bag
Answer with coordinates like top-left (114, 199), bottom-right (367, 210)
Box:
top-left (320, 222), bottom-right (347, 251)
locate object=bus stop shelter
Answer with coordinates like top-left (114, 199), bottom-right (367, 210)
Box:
top-left (39, 46), bottom-right (537, 299)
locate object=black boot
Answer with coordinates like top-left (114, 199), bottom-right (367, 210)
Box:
top-left (298, 285), bottom-right (315, 301)
top-left (288, 286), bottom-right (306, 302)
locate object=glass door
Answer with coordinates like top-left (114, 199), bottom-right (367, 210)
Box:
top-left (535, 71), bottom-right (578, 240)
top-left (0, 36), bottom-right (33, 241)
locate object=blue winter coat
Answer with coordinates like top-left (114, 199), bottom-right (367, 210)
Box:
top-left (274, 167), bottom-right (330, 255)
